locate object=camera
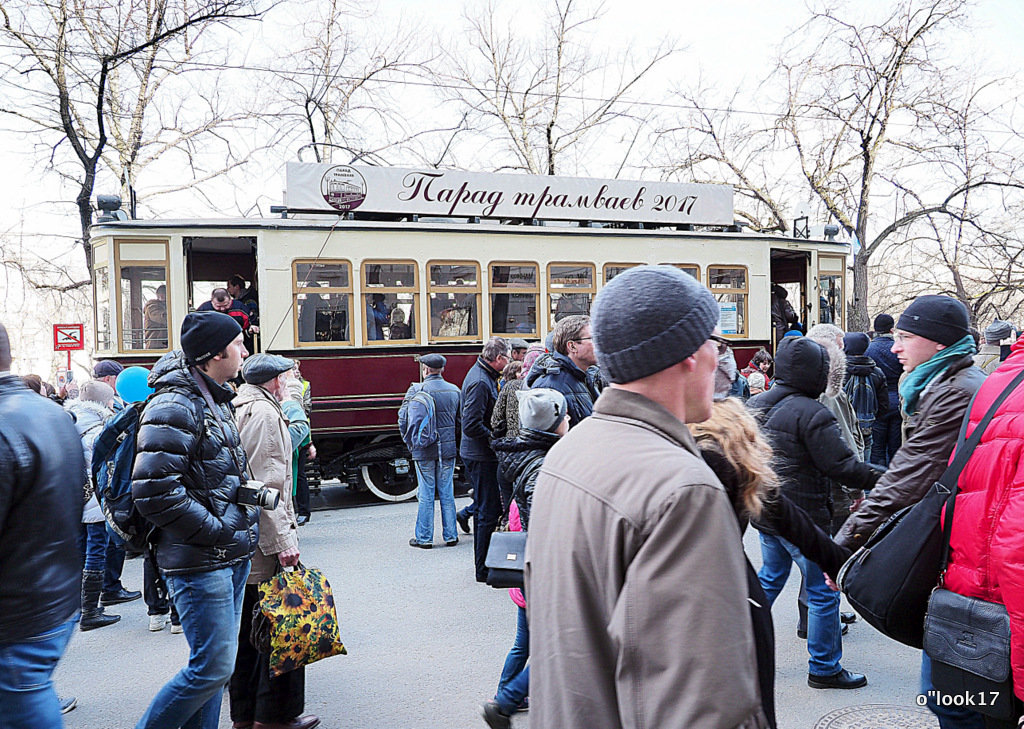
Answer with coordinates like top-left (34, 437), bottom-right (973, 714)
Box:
top-left (235, 480), bottom-right (279, 510)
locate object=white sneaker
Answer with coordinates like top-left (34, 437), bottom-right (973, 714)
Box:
top-left (170, 622), bottom-right (184, 634)
top-left (149, 614), bottom-right (169, 632)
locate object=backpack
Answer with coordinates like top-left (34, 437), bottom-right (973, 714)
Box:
top-left (399, 384), bottom-right (438, 451)
top-left (845, 373), bottom-right (879, 433)
top-left (91, 401), bottom-right (153, 552)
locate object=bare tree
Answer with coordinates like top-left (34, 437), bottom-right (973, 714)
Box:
top-left (438, 0), bottom-right (674, 175)
top-left (774, 0), bottom-right (1023, 330)
top-left (0, 0), bottom-right (269, 277)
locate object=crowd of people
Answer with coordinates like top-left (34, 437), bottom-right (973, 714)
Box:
top-left (6, 263), bottom-right (1024, 729)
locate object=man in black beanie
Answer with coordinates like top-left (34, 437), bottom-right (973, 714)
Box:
top-left (526, 266), bottom-right (767, 729)
top-left (838, 295), bottom-right (985, 548)
top-left (133, 311), bottom-right (259, 729)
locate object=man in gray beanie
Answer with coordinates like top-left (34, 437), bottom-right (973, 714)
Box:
top-left (975, 319), bottom-right (1013, 374)
top-left (525, 265), bottom-right (767, 729)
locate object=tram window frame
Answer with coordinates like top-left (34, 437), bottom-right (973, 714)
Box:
top-left (427, 260), bottom-right (482, 343)
top-left (361, 259), bottom-right (420, 345)
top-left (292, 259), bottom-right (353, 348)
top-left (707, 264), bottom-right (748, 338)
top-left (93, 265), bottom-right (113, 352)
top-left (818, 255), bottom-right (846, 329)
top-left (488, 261), bottom-right (540, 339)
top-left (547, 262), bottom-right (596, 328)
top-left (114, 238), bottom-right (171, 354)
top-left (660, 263), bottom-right (701, 282)
top-left (603, 262), bottom-right (641, 284)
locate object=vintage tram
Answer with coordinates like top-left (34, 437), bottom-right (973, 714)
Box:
top-left (89, 165), bottom-right (850, 501)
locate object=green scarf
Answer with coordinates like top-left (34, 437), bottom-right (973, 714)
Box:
top-left (899, 335), bottom-right (977, 416)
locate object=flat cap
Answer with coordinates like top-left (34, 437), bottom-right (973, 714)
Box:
top-left (93, 360), bottom-right (124, 378)
top-left (419, 353), bottom-right (446, 368)
top-left (509, 338), bottom-right (529, 351)
top-left (241, 353), bottom-right (295, 385)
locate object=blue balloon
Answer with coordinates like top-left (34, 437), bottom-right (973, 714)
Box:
top-left (116, 366), bottom-right (153, 403)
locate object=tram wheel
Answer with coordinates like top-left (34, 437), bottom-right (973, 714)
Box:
top-left (360, 463), bottom-right (418, 502)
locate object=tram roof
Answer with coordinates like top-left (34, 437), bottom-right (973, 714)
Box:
top-left (91, 216), bottom-right (849, 248)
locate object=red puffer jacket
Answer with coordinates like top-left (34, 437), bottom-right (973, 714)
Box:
top-left (943, 337), bottom-right (1024, 700)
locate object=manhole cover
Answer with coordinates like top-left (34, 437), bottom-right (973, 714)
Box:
top-left (813, 703), bottom-right (938, 728)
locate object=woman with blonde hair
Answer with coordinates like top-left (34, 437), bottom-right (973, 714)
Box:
top-left (688, 397), bottom-right (851, 729)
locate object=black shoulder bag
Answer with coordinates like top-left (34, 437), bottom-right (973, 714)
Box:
top-left (922, 374), bottom-right (1024, 719)
top-left (838, 367), bottom-right (1024, 649)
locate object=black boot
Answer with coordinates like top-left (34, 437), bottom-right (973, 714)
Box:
top-left (81, 570), bottom-right (120, 631)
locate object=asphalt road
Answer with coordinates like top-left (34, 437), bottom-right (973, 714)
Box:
top-left (56, 496), bottom-right (935, 729)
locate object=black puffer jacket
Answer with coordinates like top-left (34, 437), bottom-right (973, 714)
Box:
top-left (746, 338), bottom-right (881, 531)
top-left (492, 429), bottom-right (559, 529)
top-left (525, 351), bottom-right (599, 428)
top-left (132, 351), bottom-right (258, 575)
top-left (0, 375), bottom-right (84, 642)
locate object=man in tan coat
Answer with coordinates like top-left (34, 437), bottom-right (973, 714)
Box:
top-left (524, 265), bottom-right (768, 729)
top-left (230, 353), bottom-right (319, 729)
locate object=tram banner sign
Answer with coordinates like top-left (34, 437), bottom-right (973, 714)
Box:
top-left (286, 164), bottom-right (734, 226)
top-left (53, 323), bottom-right (85, 351)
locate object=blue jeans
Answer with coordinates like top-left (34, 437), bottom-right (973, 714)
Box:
top-left (758, 534), bottom-right (842, 676)
top-left (413, 459), bottom-right (457, 544)
top-left (495, 606), bottom-right (529, 713)
top-left (82, 522), bottom-right (108, 573)
top-left (920, 652), bottom-right (988, 729)
top-left (135, 561), bottom-right (250, 729)
top-left (103, 523), bottom-right (126, 594)
top-left (0, 617), bottom-right (77, 729)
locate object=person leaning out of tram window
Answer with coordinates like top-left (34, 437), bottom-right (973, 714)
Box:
top-left (525, 315), bottom-right (599, 428)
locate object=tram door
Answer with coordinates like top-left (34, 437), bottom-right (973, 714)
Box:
top-left (183, 235), bottom-right (260, 352)
top-left (769, 249), bottom-right (811, 351)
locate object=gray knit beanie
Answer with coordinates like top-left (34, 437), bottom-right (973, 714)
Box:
top-left (591, 265), bottom-right (720, 383)
top-left (985, 320), bottom-right (1013, 344)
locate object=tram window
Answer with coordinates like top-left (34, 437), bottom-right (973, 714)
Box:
top-left (119, 265), bottom-right (167, 351)
top-left (95, 267), bottom-right (113, 350)
top-left (708, 265), bottom-right (748, 337)
top-left (818, 258), bottom-right (845, 327)
top-left (428, 261), bottom-right (480, 341)
top-left (363, 261), bottom-right (418, 343)
top-left (603, 263), bottom-right (639, 283)
top-left (548, 263), bottom-right (595, 326)
top-left (662, 263), bottom-right (701, 281)
top-left (293, 260), bottom-right (352, 345)
top-left (490, 263), bottom-right (539, 337)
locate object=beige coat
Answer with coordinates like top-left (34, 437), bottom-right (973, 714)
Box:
top-left (525, 388), bottom-right (768, 729)
top-left (234, 383), bottom-right (299, 584)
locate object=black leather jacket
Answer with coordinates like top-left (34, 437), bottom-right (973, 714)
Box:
top-left (0, 375), bottom-right (84, 641)
top-left (132, 352), bottom-right (258, 575)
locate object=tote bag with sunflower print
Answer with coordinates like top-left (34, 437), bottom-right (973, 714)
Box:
top-left (256, 563), bottom-right (347, 677)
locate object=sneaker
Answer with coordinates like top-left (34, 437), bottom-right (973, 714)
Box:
top-left (445, 538), bottom-right (459, 547)
top-left (149, 614), bottom-right (170, 632)
top-left (60, 696), bottom-right (78, 714)
top-left (408, 538), bottom-right (432, 549)
top-left (482, 701), bottom-right (511, 729)
top-left (170, 622), bottom-right (184, 634)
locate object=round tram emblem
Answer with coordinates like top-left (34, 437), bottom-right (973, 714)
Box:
top-left (320, 165), bottom-right (367, 212)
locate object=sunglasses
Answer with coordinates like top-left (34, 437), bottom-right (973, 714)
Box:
top-left (709, 334), bottom-right (730, 347)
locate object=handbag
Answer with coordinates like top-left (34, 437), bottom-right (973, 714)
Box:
top-left (485, 530), bottom-right (527, 589)
top-left (838, 366), bottom-right (1024, 648)
top-left (922, 401), bottom-right (1018, 720)
top-left (255, 563), bottom-right (347, 677)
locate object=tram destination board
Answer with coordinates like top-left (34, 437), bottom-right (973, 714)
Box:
top-left (287, 163), bottom-right (734, 226)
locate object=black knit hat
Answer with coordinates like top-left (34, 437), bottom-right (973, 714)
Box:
top-left (873, 314), bottom-right (894, 333)
top-left (591, 265), bottom-right (719, 383)
top-left (180, 311), bottom-right (242, 365)
top-left (896, 295), bottom-right (970, 347)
